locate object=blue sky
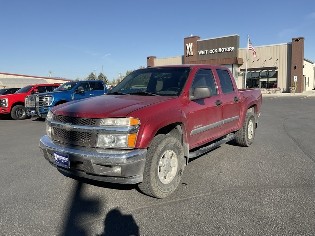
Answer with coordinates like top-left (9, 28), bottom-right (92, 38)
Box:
top-left (1, 0), bottom-right (314, 81)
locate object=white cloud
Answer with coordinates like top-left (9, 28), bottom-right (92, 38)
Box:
top-left (102, 53), bottom-right (111, 58)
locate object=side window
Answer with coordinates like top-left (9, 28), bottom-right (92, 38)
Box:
top-left (46, 86), bottom-right (57, 92)
top-left (37, 86), bottom-right (47, 93)
top-left (216, 69), bottom-right (234, 94)
top-left (79, 82), bottom-right (90, 91)
top-left (191, 69), bottom-right (217, 96)
top-left (89, 81), bottom-right (104, 91)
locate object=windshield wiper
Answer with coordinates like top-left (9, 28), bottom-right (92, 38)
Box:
top-left (129, 91), bottom-right (158, 96)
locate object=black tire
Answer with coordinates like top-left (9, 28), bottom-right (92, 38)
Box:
top-left (138, 134), bottom-right (185, 198)
top-left (235, 113), bottom-right (256, 147)
top-left (11, 105), bottom-right (27, 120)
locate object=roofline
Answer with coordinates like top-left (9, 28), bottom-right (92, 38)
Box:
top-left (240, 42), bottom-right (289, 50)
top-left (197, 34), bottom-right (239, 42)
top-left (0, 72), bottom-right (70, 81)
top-left (304, 58), bottom-right (314, 64)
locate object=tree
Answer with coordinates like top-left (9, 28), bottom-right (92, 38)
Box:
top-left (125, 70), bottom-right (134, 77)
top-left (87, 72), bottom-right (97, 80)
top-left (98, 73), bottom-right (109, 85)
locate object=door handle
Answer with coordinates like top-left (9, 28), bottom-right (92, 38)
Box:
top-left (234, 96), bottom-right (239, 102)
top-left (215, 100), bottom-right (222, 106)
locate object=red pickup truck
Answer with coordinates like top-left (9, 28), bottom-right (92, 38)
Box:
top-left (0, 83), bottom-right (60, 120)
top-left (39, 65), bottom-right (262, 198)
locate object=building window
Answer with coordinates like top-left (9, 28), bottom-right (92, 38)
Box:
top-left (246, 70), bottom-right (278, 89)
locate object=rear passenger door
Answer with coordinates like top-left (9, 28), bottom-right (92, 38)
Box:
top-left (185, 69), bottom-right (223, 149)
top-left (215, 68), bottom-right (241, 134)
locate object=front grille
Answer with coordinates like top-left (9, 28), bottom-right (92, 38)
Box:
top-left (38, 95), bottom-right (49, 107)
top-left (52, 127), bottom-right (97, 147)
top-left (25, 95), bottom-right (36, 108)
top-left (53, 115), bottom-right (98, 126)
top-left (50, 114), bottom-right (101, 148)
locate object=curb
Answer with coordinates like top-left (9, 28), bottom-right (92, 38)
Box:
top-left (262, 93), bottom-right (315, 97)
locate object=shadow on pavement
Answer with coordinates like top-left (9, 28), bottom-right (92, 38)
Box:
top-left (99, 208), bottom-right (139, 236)
top-left (61, 179), bottom-right (139, 236)
top-left (61, 181), bottom-right (103, 236)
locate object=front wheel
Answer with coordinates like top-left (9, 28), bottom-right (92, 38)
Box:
top-left (138, 134), bottom-right (185, 198)
top-left (11, 105), bottom-right (28, 120)
top-left (234, 113), bottom-right (256, 147)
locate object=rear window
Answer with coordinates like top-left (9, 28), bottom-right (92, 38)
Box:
top-left (216, 69), bottom-right (234, 94)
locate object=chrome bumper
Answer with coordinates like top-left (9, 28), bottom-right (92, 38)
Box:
top-left (39, 135), bottom-right (147, 184)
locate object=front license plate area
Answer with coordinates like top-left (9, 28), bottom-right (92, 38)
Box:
top-left (54, 153), bottom-right (70, 169)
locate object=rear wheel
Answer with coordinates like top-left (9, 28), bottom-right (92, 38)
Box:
top-left (138, 134), bottom-right (185, 198)
top-left (235, 112), bottom-right (256, 147)
top-left (11, 105), bottom-right (27, 120)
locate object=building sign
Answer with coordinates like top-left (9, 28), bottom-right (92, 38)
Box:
top-left (198, 46), bottom-right (235, 55)
top-left (197, 35), bottom-right (239, 60)
top-left (186, 43), bottom-right (194, 56)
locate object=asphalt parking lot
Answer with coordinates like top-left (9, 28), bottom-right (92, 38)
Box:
top-left (1, 95), bottom-right (315, 236)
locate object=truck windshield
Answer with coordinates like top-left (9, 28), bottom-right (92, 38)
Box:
top-left (55, 82), bottom-right (78, 91)
top-left (109, 67), bottom-right (190, 96)
top-left (15, 85), bottom-right (33, 94)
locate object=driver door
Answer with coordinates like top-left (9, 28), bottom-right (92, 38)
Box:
top-left (185, 69), bottom-right (223, 149)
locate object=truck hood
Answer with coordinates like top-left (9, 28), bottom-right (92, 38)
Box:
top-left (37, 90), bottom-right (68, 97)
top-left (0, 92), bottom-right (27, 100)
top-left (53, 95), bottom-right (174, 118)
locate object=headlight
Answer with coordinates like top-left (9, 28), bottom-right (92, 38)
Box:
top-left (97, 117), bottom-right (139, 148)
top-left (46, 110), bottom-right (53, 122)
top-left (0, 98), bottom-right (8, 107)
top-left (46, 123), bottom-right (52, 138)
top-left (96, 133), bottom-right (137, 148)
top-left (100, 118), bottom-right (140, 126)
top-left (46, 110), bottom-right (53, 138)
top-left (41, 95), bottom-right (53, 106)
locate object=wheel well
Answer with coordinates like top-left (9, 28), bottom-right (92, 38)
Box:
top-left (11, 102), bottom-right (24, 111)
top-left (246, 106), bottom-right (256, 114)
top-left (247, 105), bottom-right (258, 128)
top-left (155, 123), bottom-right (188, 158)
top-left (156, 123), bottom-right (183, 139)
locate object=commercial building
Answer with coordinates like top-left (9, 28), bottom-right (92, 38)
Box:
top-left (0, 72), bottom-right (69, 88)
top-left (147, 35), bottom-right (315, 93)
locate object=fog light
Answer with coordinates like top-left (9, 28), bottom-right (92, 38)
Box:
top-left (112, 166), bottom-right (121, 174)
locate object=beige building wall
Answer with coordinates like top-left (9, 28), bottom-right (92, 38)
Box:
top-left (303, 60), bottom-right (315, 91)
top-left (238, 43), bottom-right (290, 91)
top-left (152, 56), bottom-right (183, 66)
top-left (0, 72), bottom-right (69, 88)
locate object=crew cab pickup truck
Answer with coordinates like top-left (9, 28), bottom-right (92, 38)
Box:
top-left (0, 83), bottom-right (60, 120)
top-left (39, 65), bottom-right (262, 198)
top-left (25, 80), bottom-right (107, 118)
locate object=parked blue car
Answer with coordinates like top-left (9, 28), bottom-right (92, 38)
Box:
top-left (25, 80), bottom-right (107, 118)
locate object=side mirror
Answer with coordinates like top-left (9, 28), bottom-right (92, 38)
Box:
top-left (190, 87), bottom-right (211, 100)
top-left (76, 86), bottom-right (85, 94)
